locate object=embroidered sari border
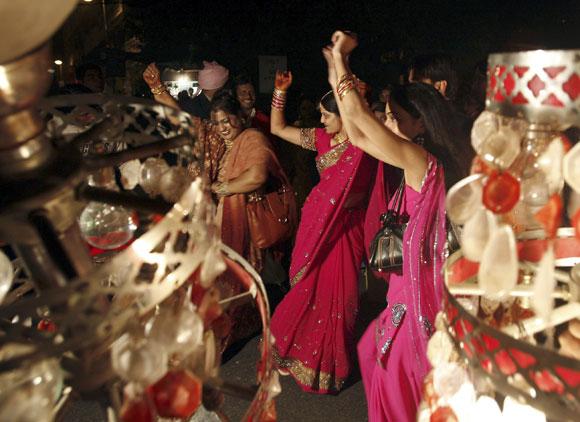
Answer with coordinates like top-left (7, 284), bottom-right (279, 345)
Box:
top-left (300, 128), bottom-right (317, 151)
top-left (290, 266), bottom-right (306, 287)
top-left (315, 141), bottom-right (350, 174)
top-left (272, 346), bottom-right (345, 392)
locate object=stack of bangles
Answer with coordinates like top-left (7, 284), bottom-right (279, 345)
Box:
top-left (150, 84), bottom-right (167, 96)
top-left (337, 73), bottom-right (357, 100)
top-left (271, 89), bottom-right (287, 110)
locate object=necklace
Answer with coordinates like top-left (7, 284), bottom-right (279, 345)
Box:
top-left (331, 132), bottom-right (348, 147)
top-left (223, 138), bottom-right (234, 150)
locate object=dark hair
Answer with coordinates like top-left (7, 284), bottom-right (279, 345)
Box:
top-left (371, 101), bottom-right (386, 113)
top-left (233, 73), bottom-right (254, 90)
top-left (389, 83), bottom-right (470, 188)
top-left (209, 91), bottom-right (242, 116)
top-left (410, 54), bottom-right (459, 101)
top-left (319, 90), bottom-right (340, 116)
top-left (75, 63), bottom-right (103, 81)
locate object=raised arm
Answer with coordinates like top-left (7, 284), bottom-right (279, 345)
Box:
top-left (328, 31), bottom-right (428, 190)
top-left (269, 71), bottom-right (304, 147)
top-left (143, 63), bottom-right (180, 109)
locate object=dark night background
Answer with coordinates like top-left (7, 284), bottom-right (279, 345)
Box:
top-left (74, 0), bottom-right (580, 111)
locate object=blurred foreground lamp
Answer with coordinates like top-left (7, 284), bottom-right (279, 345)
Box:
top-left (429, 49), bottom-right (580, 421)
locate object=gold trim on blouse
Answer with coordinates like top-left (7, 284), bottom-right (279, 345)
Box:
top-left (300, 128), bottom-right (317, 151)
top-left (273, 347), bottom-right (345, 392)
top-left (315, 141), bottom-right (350, 174)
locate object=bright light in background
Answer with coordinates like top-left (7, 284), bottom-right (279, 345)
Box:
top-left (83, 0), bottom-right (94, 2)
top-left (54, 59), bottom-right (63, 66)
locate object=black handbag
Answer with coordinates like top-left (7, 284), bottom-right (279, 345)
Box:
top-left (368, 178), bottom-right (407, 272)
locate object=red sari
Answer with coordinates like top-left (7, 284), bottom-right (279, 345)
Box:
top-left (270, 128), bottom-right (375, 393)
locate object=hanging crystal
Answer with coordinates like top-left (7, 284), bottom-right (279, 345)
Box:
top-left (478, 224), bottom-right (518, 298)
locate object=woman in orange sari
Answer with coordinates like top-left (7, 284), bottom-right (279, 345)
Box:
top-left (210, 92), bottom-right (295, 273)
top-left (210, 93), bottom-right (296, 346)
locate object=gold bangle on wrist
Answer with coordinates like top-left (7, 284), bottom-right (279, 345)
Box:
top-left (216, 182), bottom-right (230, 196)
top-left (150, 84), bottom-right (166, 95)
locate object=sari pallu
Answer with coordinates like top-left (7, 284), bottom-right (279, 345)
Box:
top-left (218, 128), bottom-right (288, 348)
top-left (271, 128), bottom-right (375, 394)
top-left (358, 155), bottom-right (447, 421)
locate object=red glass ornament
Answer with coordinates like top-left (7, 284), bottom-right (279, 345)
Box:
top-left (528, 75), bottom-right (546, 98)
top-left (529, 369), bottom-right (565, 394)
top-left (543, 66), bottom-right (566, 79)
top-left (541, 93), bottom-right (565, 108)
top-left (430, 406), bottom-right (458, 422)
top-left (563, 72), bottom-right (580, 101)
top-left (480, 358), bottom-right (493, 374)
top-left (37, 319), bottom-right (57, 333)
top-left (508, 348), bottom-right (536, 368)
top-left (534, 194), bottom-right (563, 239)
top-left (503, 72), bottom-right (515, 96)
top-left (120, 397), bottom-right (154, 422)
top-left (511, 92), bottom-right (529, 105)
top-left (554, 366), bottom-right (580, 388)
top-left (494, 350), bottom-right (517, 375)
top-left (482, 171), bottom-right (520, 214)
top-left (148, 370), bottom-right (202, 419)
top-left (481, 333), bottom-right (500, 352)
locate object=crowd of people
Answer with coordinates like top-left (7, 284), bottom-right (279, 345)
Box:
top-left (138, 31), bottom-right (478, 421)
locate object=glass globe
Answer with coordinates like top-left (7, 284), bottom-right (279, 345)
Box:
top-left (139, 158), bottom-right (169, 197)
top-left (79, 202), bottom-right (137, 250)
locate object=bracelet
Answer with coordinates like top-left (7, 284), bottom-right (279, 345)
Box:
top-left (271, 89), bottom-right (287, 110)
top-left (150, 84), bottom-right (167, 95)
top-left (215, 181), bottom-right (230, 196)
top-left (336, 74), bottom-right (356, 100)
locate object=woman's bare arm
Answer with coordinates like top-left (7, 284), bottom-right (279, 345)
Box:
top-left (212, 164), bottom-right (268, 196)
top-left (329, 32), bottom-right (428, 190)
top-left (143, 63), bottom-right (180, 109)
top-left (269, 71), bottom-right (308, 147)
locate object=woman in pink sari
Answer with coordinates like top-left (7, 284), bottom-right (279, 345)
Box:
top-left (326, 32), bottom-right (469, 420)
top-left (269, 72), bottom-right (375, 394)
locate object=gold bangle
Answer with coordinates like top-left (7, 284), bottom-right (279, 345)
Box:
top-left (216, 182), bottom-right (230, 196)
top-left (150, 84), bottom-right (166, 95)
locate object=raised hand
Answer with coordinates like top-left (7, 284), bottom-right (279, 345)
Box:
top-left (331, 30), bottom-right (358, 57)
top-left (322, 46), bottom-right (338, 87)
top-left (143, 63), bottom-right (162, 89)
top-left (274, 70), bottom-right (293, 91)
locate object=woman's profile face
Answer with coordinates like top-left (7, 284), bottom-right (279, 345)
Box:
top-left (385, 99), bottom-right (423, 141)
top-left (211, 109), bottom-right (243, 141)
top-left (320, 104), bottom-right (342, 134)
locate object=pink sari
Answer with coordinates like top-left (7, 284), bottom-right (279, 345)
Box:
top-left (270, 128), bottom-right (375, 394)
top-left (358, 155), bottom-right (447, 421)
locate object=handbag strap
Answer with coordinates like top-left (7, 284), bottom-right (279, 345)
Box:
top-left (390, 177), bottom-right (406, 218)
